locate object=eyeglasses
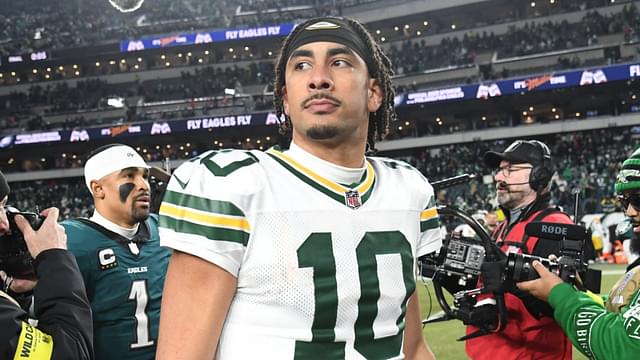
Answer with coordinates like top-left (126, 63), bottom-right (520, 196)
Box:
top-left (618, 193), bottom-right (640, 211)
top-left (496, 165), bottom-right (533, 177)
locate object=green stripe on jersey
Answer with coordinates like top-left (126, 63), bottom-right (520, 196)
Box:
top-left (159, 215), bottom-right (250, 245)
top-left (420, 218), bottom-right (440, 232)
top-left (163, 190), bottom-right (245, 217)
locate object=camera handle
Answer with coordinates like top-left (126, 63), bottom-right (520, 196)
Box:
top-left (428, 205), bottom-right (508, 339)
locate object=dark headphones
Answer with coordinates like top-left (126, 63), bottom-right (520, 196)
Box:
top-left (527, 140), bottom-right (553, 192)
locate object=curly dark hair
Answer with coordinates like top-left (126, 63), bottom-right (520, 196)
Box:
top-left (273, 17), bottom-right (397, 151)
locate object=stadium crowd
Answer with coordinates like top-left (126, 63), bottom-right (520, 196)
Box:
top-left (0, 5), bottom-right (638, 134)
top-left (3, 126), bottom-right (634, 221)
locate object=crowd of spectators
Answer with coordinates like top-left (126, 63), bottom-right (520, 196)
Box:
top-left (387, 3), bottom-right (640, 76)
top-left (398, 126), bottom-right (636, 217)
top-left (0, 0), bottom-right (358, 55)
top-left (2, 125), bottom-right (635, 221)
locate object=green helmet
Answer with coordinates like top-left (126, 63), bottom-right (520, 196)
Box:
top-left (615, 147), bottom-right (640, 194)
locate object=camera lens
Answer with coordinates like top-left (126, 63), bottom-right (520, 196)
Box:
top-left (506, 253), bottom-right (551, 282)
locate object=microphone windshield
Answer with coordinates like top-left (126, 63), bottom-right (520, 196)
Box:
top-left (525, 221), bottom-right (587, 241)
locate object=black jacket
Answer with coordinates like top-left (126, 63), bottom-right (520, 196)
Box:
top-left (0, 249), bottom-right (94, 359)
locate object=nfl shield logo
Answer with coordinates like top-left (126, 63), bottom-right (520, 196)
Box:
top-left (345, 190), bottom-right (362, 209)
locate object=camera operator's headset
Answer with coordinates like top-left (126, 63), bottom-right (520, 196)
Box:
top-left (527, 140), bottom-right (553, 193)
top-left (496, 140), bottom-right (557, 255)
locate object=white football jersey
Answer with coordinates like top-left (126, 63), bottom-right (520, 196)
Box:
top-left (159, 147), bottom-right (442, 360)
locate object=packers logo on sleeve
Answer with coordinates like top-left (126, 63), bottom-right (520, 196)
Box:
top-left (13, 322), bottom-right (53, 360)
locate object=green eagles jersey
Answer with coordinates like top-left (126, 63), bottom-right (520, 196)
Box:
top-left (63, 215), bottom-right (170, 360)
top-left (549, 282), bottom-right (640, 360)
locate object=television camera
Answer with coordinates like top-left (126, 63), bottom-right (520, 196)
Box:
top-left (420, 174), bottom-right (601, 340)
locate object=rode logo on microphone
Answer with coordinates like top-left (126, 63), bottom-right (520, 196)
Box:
top-left (540, 224), bottom-right (568, 236)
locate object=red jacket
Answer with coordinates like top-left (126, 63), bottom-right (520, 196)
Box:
top-left (466, 206), bottom-right (573, 360)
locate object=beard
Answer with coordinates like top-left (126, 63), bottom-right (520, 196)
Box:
top-left (497, 188), bottom-right (528, 210)
top-left (131, 204), bottom-right (150, 223)
top-left (306, 125), bottom-right (340, 140)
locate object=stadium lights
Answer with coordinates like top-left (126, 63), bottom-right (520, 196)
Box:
top-left (380, 37), bottom-right (386, 42)
top-left (198, 59), bottom-right (204, 63)
top-left (268, 51), bottom-right (273, 56)
top-left (143, 149), bottom-right (148, 153)
top-left (398, 126), bottom-right (403, 131)
top-left (160, 54), bottom-right (166, 59)
top-left (575, 112), bottom-right (581, 117)
top-left (394, 26), bottom-right (399, 31)
top-left (528, 106), bottom-right (534, 111)
top-left (555, 114), bottom-right (560, 119)
top-left (550, 0), bottom-right (555, 3)
top-left (73, 64), bottom-right (78, 69)
top-left (633, 94), bottom-right (637, 100)
top-left (58, 66), bottom-right (64, 71)
top-left (214, 140), bottom-right (218, 145)
top-left (178, 53), bottom-right (183, 58)
top-left (109, 60), bottom-right (116, 65)
top-left (120, 59), bottom-right (126, 64)
top-left (522, 111), bottom-right (528, 116)
top-left (137, 57), bottom-right (143, 62)
top-left (551, 107), bottom-right (557, 112)
top-left (246, 138), bottom-right (251, 142)
top-left (134, 64), bottom-right (139, 69)
top-left (45, 74), bottom-right (50, 79)
top-left (32, 69), bottom-right (37, 74)
top-left (165, 62), bottom-right (171, 67)
top-left (482, 116), bottom-right (487, 121)
top-left (376, 29), bottom-right (381, 34)
top-left (61, 153), bottom-right (66, 158)
top-left (266, 136), bottom-right (271, 141)
top-left (186, 143), bottom-right (191, 147)
top-left (46, 67), bottom-right (51, 72)
top-left (404, 24), bottom-right (410, 29)
top-left (451, 24), bottom-right (456, 30)
top-left (136, 147), bottom-right (141, 151)
top-left (256, 139), bottom-right (261, 144)
top-left (166, 144), bottom-right (171, 149)
top-left (405, 121), bottom-right (410, 126)
top-left (244, 46), bottom-right (250, 51)
top-left (179, 146), bottom-right (184, 151)
top-left (10, 72), bottom-right (15, 76)
top-left (416, 31), bottom-right (422, 36)
top-left (95, 62), bottom-right (101, 67)
top-left (187, 52), bottom-right (192, 57)
top-left (155, 145), bottom-right (160, 150)
top-left (229, 48), bottom-right (234, 53)
top-left (41, 158), bottom-right (46, 162)
top-left (204, 50), bottom-right (210, 55)
top-left (0, 74), bottom-right (3, 78)
top-left (8, 158), bottom-right (13, 164)
top-left (423, 21), bottom-right (429, 26)
top-left (72, 155), bottom-right (77, 159)
top-left (530, 1), bottom-right (536, 7)
top-left (74, 71), bottom-right (80, 76)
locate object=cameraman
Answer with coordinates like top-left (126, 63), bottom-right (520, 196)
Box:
top-left (0, 171), bottom-right (94, 359)
top-left (517, 147), bottom-right (640, 360)
top-left (466, 140), bottom-right (573, 359)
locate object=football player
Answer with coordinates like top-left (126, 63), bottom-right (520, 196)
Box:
top-left (64, 144), bottom-right (170, 360)
top-left (157, 17), bottom-right (441, 359)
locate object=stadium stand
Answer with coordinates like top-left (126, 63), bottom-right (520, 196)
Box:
top-left (1, 0), bottom-right (639, 221)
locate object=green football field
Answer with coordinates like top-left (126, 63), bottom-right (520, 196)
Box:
top-left (418, 263), bottom-right (626, 359)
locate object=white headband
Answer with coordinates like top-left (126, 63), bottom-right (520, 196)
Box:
top-left (84, 145), bottom-right (149, 193)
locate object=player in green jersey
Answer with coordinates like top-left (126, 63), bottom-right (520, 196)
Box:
top-left (64, 144), bottom-right (170, 360)
top-left (518, 146), bottom-right (640, 360)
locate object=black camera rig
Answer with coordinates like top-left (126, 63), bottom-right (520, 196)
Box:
top-left (420, 174), bottom-right (601, 340)
top-left (0, 206), bottom-right (45, 277)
